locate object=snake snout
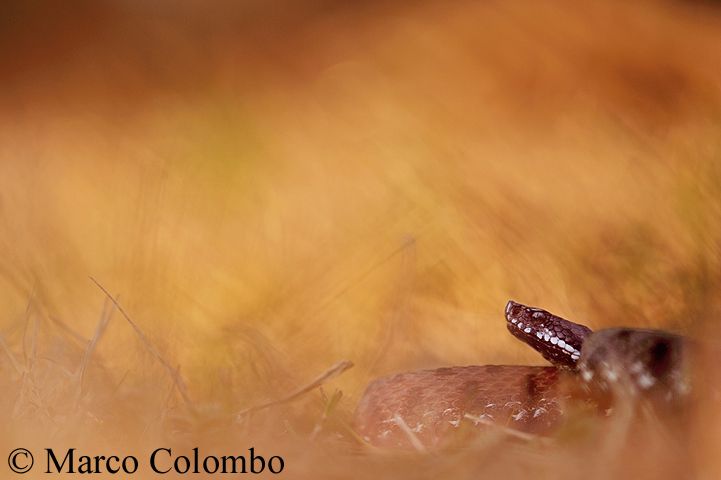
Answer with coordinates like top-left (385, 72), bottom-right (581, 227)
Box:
top-left (504, 300), bottom-right (526, 323)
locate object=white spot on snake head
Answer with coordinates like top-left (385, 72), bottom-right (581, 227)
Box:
top-left (512, 410), bottom-right (527, 421)
top-left (544, 334), bottom-right (550, 341)
top-left (550, 337), bottom-right (558, 345)
top-left (524, 327), bottom-right (532, 334)
top-left (637, 372), bottom-right (655, 389)
top-left (532, 312), bottom-right (544, 318)
top-left (564, 344), bottom-right (575, 353)
top-left (518, 322), bottom-right (524, 329)
top-left (511, 319), bottom-right (517, 324)
top-left (571, 353), bottom-right (580, 361)
top-left (630, 361), bottom-right (644, 374)
top-left (558, 340), bottom-right (566, 348)
top-left (536, 331), bottom-right (543, 339)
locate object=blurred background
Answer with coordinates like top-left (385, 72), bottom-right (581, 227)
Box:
top-left (1, 0), bottom-right (721, 478)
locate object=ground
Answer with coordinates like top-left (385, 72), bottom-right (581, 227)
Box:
top-left (1, 1), bottom-right (721, 478)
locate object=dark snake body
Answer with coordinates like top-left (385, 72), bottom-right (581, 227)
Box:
top-left (354, 301), bottom-right (689, 448)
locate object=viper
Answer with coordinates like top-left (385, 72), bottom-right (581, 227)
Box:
top-left (354, 300), bottom-right (690, 449)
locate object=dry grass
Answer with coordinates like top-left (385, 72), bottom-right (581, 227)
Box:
top-left (1, 0), bottom-right (721, 478)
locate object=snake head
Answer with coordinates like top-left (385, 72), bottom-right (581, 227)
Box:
top-left (505, 300), bottom-right (592, 369)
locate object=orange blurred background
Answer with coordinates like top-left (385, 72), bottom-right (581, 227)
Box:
top-left (1, 0), bottom-right (721, 478)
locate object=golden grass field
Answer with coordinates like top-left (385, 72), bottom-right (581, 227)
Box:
top-left (1, 0), bottom-right (721, 478)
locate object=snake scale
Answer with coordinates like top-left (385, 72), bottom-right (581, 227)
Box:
top-left (354, 300), bottom-right (690, 449)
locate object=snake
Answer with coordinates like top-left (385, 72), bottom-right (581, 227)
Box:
top-left (354, 300), bottom-right (690, 449)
